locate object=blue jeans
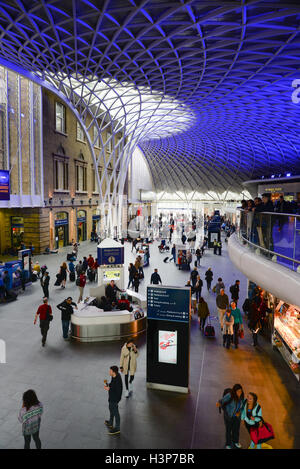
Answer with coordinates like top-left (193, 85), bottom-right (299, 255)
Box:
top-left (108, 401), bottom-right (120, 430)
top-left (62, 320), bottom-right (70, 339)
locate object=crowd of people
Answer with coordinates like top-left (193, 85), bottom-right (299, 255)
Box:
top-left (5, 211), bottom-right (277, 450)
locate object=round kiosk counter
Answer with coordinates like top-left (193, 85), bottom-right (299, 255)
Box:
top-left (71, 302), bottom-right (146, 342)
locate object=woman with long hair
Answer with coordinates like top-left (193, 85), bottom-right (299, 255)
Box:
top-left (60, 262), bottom-right (68, 289)
top-left (18, 389), bottom-right (43, 449)
top-left (216, 384), bottom-right (245, 449)
top-left (241, 392), bottom-right (263, 449)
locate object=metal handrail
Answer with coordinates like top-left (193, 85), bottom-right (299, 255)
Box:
top-left (239, 209), bottom-right (300, 218)
top-left (238, 234), bottom-right (300, 265)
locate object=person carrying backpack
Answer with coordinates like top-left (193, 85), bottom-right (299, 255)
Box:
top-left (216, 384), bottom-right (245, 449)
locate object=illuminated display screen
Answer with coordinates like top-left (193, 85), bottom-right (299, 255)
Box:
top-left (158, 330), bottom-right (177, 365)
top-left (0, 170), bottom-right (10, 201)
top-left (103, 269), bottom-right (121, 281)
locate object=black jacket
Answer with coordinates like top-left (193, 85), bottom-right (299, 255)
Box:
top-left (230, 284), bottom-right (239, 300)
top-left (108, 373), bottom-right (123, 403)
top-left (105, 284), bottom-right (121, 301)
top-left (205, 270), bottom-right (213, 281)
top-left (150, 272), bottom-right (162, 284)
top-left (57, 300), bottom-right (76, 321)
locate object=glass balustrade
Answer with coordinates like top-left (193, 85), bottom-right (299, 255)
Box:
top-left (237, 210), bottom-right (300, 272)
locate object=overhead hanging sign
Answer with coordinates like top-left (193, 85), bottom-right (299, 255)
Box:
top-left (98, 246), bottom-right (124, 265)
top-left (0, 170), bottom-right (10, 200)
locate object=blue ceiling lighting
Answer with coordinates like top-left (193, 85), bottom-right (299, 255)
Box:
top-left (0, 0), bottom-right (299, 195)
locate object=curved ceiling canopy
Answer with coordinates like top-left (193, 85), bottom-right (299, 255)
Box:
top-left (0, 0), bottom-right (300, 193)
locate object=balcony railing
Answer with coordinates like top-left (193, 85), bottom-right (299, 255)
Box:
top-left (238, 209), bottom-right (300, 272)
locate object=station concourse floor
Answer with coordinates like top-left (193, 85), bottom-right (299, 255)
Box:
top-left (0, 236), bottom-right (300, 450)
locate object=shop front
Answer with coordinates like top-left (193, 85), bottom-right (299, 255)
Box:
top-left (92, 210), bottom-right (100, 235)
top-left (11, 216), bottom-right (24, 249)
top-left (273, 301), bottom-right (300, 381)
top-left (55, 212), bottom-right (69, 249)
top-left (77, 210), bottom-right (87, 242)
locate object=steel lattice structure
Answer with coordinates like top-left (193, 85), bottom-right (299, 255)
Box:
top-left (0, 0), bottom-right (300, 228)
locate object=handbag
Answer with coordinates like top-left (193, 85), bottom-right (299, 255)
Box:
top-left (250, 420), bottom-right (275, 445)
top-left (239, 329), bottom-right (244, 339)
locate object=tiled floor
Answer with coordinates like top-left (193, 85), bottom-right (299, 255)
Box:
top-left (0, 234), bottom-right (299, 449)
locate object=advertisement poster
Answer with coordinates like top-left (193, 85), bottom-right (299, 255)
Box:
top-left (158, 330), bottom-right (177, 364)
top-left (103, 269), bottom-right (121, 281)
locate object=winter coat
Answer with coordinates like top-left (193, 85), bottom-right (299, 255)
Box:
top-left (120, 343), bottom-right (139, 375)
top-left (223, 313), bottom-right (234, 335)
top-left (197, 301), bottom-right (209, 319)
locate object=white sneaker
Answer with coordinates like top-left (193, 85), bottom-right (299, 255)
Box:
top-left (234, 442), bottom-right (242, 449)
top-left (125, 390), bottom-right (129, 398)
top-left (225, 445), bottom-right (232, 449)
top-left (129, 383), bottom-right (133, 393)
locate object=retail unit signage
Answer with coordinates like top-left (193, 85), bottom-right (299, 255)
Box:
top-left (147, 286), bottom-right (190, 323)
top-left (0, 170), bottom-right (10, 200)
top-left (92, 215), bottom-right (100, 220)
top-left (77, 217), bottom-right (86, 222)
top-left (55, 219), bottom-right (68, 227)
top-left (98, 246), bottom-right (124, 265)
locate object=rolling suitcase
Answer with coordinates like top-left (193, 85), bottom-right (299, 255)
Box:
top-left (204, 318), bottom-right (215, 338)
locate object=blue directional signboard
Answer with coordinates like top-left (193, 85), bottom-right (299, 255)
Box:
top-left (98, 246), bottom-right (124, 265)
top-left (147, 286), bottom-right (190, 323)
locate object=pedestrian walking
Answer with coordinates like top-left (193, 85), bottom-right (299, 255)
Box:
top-left (75, 260), bottom-right (83, 277)
top-left (127, 263), bottom-right (137, 289)
top-left (77, 272), bottom-right (86, 303)
top-left (198, 297), bottom-right (209, 330)
top-left (34, 297), bottom-right (53, 346)
top-left (218, 241), bottom-right (222, 255)
top-left (216, 384), bottom-right (245, 449)
top-left (213, 240), bottom-right (218, 254)
top-left (133, 272), bottom-right (140, 293)
top-left (190, 267), bottom-right (198, 288)
top-left (104, 365), bottom-right (123, 435)
top-left (195, 247), bottom-right (202, 266)
top-left (57, 297), bottom-right (77, 340)
top-left (214, 278), bottom-right (225, 296)
top-left (241, 392), bottom-right (263, 449)
top-left (18, 389), bottom-right (43, 449)
top-left (223, 308), bottom-right (234, 348)
top-left (59, 262), bottom-right (68, 289)
top-left (194, 275), bottom-right (203, 302)
top-left (171, 244), bottom-right (176, 262)
top-left (248, 304), bottom-right (262, 347)
top-left (40, 271), bottom-right (50, 298)
top-left (150, 268), bottom-right (162, 285)
top-left (120, 340), bottom-right (139, 398)
top-left (230, 280), bottom-right (240, 305)
top-left (216, 289), bottom-right (229, 329)
top-left (205, 267), bottom-right (213, 291)
top-left (230, 301), bottom-right (244, 349)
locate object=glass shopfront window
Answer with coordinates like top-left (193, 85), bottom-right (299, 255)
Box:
top-left (273, 300), bottom-right (300, 381)
top-left (11, 216), bottom-right (24, 248)
top-left (55, 212), bottom-right (69, 249)
top-left (77, 210), bottom-right (87, 242)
